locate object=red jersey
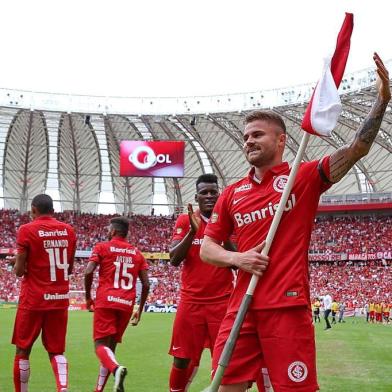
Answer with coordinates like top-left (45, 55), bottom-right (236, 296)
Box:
top-left (16, 216), bottom-right (77, 310)
top-left (172, 211), bottom-right (234, 304)
top-left (204, 159), bottom-right (332, 312)
top-left (89, 237), bottom-right (148, 311)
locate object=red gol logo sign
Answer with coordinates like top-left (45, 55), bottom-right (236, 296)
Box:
top-left (120, 141), bottom-right (185, 177)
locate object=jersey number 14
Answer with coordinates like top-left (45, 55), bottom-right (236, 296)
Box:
top-left (46, 248), bottom-right (69, 281)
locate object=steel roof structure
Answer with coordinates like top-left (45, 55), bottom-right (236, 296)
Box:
top-left (0, 61), bottom-right (391, 214)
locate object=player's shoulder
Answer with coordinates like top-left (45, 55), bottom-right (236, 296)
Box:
top-left (223, 176), bottom-right (252, 198)
top-left (176, 213), bottom-right (190, 224)
top-left (299, 159), bottom-right (321, 171)
top-left (18, 219), bottom-right (47, 234)
top-left (122, 242), bottom-right (145, 260)
top-left (124, 241), bottom-right (141, 253)
top-left (94, 240), bottom-right (110, 250)
top-left (94, 240), bottom-right (106, 247)
top-left (214, 177), bottom-right (253, 208)
top-left (18, 220), bottom-right (34, 231)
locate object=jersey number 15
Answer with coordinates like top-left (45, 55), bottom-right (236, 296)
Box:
top-left (113, 262), bottom-right (134, 290)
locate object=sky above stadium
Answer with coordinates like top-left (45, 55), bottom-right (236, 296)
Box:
top-left (0, 0), bottom-right (390, 98)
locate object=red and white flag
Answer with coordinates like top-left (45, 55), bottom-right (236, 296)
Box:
top-left (301, 13), bottom-right (354, 137)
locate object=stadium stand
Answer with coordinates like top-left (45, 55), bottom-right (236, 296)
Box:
top-left (0, 211), bottom-right (390, 307)
top-left (309, 259), bottom-right (391, 307)
top-left (0, 210), bottom-right (174, 251)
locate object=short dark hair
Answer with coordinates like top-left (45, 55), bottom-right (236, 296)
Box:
top-left (196, 173), bottom-right (218, 190)
top-left (110, 217), bottom-right (129, 237)
top-left (245, 110), bottom-right (286, 134)
top-left (31, 194), bottom-right (54, 214)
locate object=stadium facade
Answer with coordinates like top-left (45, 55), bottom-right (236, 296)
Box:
top-left (0, 61), bottom-right (391, 215)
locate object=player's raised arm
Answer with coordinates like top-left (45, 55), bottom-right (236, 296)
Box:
top-left (169, 203), bottom-right (200, 266)
top-left (327, 53), bottom-right (391, 183)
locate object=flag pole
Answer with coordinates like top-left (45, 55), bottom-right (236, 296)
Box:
top-left (208, 132), bottom-right (310, 392)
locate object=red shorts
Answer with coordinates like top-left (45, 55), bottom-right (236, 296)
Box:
top-left (383, 312), bottom-right (390, 319)
top-left (12, 308), bottom-right (68, 353)
top-left (93, 307), bottom-right (133, 343)
top-left (169, 300), bottom-right (228, 364)
top-left (369, 311), bottom-right (375, 319)
top-left (375, 313), bottom-right (382, 322)
top-left (212, 306), bottom-right (319, 391)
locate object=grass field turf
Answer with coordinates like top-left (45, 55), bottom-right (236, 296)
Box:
top-left (0, 309), bottom-right (391, 391)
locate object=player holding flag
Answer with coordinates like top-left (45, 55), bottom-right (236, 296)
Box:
top-left (201, 13), bottom-right (391, 391)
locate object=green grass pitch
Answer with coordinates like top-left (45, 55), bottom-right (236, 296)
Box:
top-left (0, 309), bottom-right (391, 391)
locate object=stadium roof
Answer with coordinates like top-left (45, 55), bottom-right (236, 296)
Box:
top-left (0, 61), bottom-right (391, 215)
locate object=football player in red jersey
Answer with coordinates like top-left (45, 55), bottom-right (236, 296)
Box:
top-left (12, 194), bottom-right (77, 392)
top-left (84, 217), bottom-right (150, 392)
top-left (168, 174), bottom-right (235, 392)
top-left (201, 54), bottom-right (390, 391)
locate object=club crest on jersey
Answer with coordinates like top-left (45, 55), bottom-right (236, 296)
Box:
top-left (273, 175), bottom-right (289, 193)
top-left (234, 183), bottom-right (252, 193)
top-left (176, 228), bottom-right (183, 234)
top-left (288, 361), bottom-right (308, 383)
top-left (211, 212), bottom-right (219, 223)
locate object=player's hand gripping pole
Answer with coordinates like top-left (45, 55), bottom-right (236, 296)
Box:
top-left (208, 132), bottom-right (310, 392)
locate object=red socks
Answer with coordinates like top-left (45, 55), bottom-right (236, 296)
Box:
top-left (95, 346), bottom-right (118, 374)
top-left (13, 355), bottom-right (30, 392)
top-left (169, 365), bottom-right (189, 392)
top-left (49, 354), bottom-right (68, 391)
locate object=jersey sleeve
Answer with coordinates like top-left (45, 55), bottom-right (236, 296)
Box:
top-left (16, 225), bottom-right (30, 254)
top-left (68, 226), bottom-right (76, 271)
top-left (171, 214), bottom-right (190, 241)
top-left (68, 226), bottom-right (77, 266)
top-left (204, 188), bottom-right (234, 243)
top-left (300, 158), bottom-right (333, 196)
top-left (70, 227), bottom-right (77, 253)
top-left (89, 243), bottom-right (103, 264)
top-left (317, 155), bottom-right (334, 193)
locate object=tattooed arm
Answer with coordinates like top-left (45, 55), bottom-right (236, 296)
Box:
top-left (328, 53), bottom-right (391, 183)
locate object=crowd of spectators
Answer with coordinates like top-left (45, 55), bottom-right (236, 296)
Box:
top-left (310, 215), bottom-right (392, 254)
top-left (309, 259), bottom-right (391, 307)
top-left (0, 210), bottom-right (390, 306)
top-left (0, 209), bottom-right (174, 252)
top-left (146, 260), bottom-right (180, 305)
